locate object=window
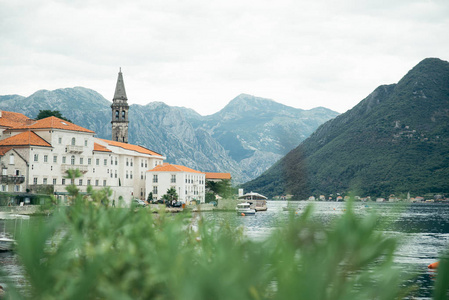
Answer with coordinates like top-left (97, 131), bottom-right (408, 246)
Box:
top-left (130, 171), bottom-right (133, 179)
top-left (62, 179), bottom-right (66, 185)
top-left (141, 160), bottom-right (143, 167)
top-left (115, 170), bottom-right (117, 178)
top-left (96, 159), bottom-right (99, 166)
top-left (53, 155), bottom-right (57, 163)
top-left (33, 177), bottom-right (38, 184)
top-left (104, 159), bottom-right (107, 166)
top-left (71, 137), bottom-right (76, 146)
top-left (153, 174), bottom-right (158, 183)
top-left (53, 178), bottom-right (57, 185)
top-left (15, 170), bottom-right (19, 176)
top-left (79, 179), bottom-right (83, 186)
top-left (122, 110), bottom-right (126, 119)
top-left (145, 161), bottom-right (147, 168)
top-left (103, 180), bottom-right (106, 186)
top-left (2, 169), bottom-right (7, 176)
top-left (126, 171), bottom-right (128, 179)
top-left (126, 158), bottom-right (129, 166)
top-left (153, 186), bottom-right (158, 195)
top-left (95, 180), bottom-right (99, 186)
top-left (88, 158), bottom-right (92, 165)
top-left (62, 156), bottom-right (66, 164)
top-left (34, 154), bottom-right (39, 162)
top-left (9, 154), bottom-right (14, 165)
top-left (80, 157), bottom-right (84, 165)
top-left (141, 172), bottom-right (143, 180)
top-left (110, 172), bottom-right (113, 178)
top-left (130, 159), bottom-right (133, 166)
top-left (71, 156), bottom-right (75, 165)
top-left (111, 158), bottom-right (113, 165)
top-left (1, 185), bottom-right (6, 192)
top-left (58, 137), bottom-right (62, 144)
top-left (115, 110), bottom-right (119, 120)
top-left (44, 155), bottom-right (48, 163)
top-left (43, 178), bottom-right (47, 185)
top-left (87, 179), bottom-right (91, 186)
top-left (84, 140), bottom-right (88, 146)
top-left (115, 158), bottom-right (117, 165)
top-left (171, 174), bottom-right (176, 183)
top-left (14, 185), bottom-right (20, 192)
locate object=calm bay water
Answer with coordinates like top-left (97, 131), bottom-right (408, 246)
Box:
top-left (1, 201), bottom-right (449, 298)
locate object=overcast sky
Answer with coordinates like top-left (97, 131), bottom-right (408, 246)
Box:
top-left (1, 0), bottom-right (448, 115)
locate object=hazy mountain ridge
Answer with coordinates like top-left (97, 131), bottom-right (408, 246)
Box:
top-left (243, 58), bottom-right (449, 198)
top-left (0, 90), bottom-right (337, 183)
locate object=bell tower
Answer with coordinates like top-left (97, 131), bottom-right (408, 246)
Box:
top-left (111, 68), bottom-right (129, 143)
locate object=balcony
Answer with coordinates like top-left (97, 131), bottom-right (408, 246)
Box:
top-left (67, 145), bottom-right (83, 154)
top-left (61, 164), bottom-right (88, 174)
top-left (0, 175), bottom-right (25, 184)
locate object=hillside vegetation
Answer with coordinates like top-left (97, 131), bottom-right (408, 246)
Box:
top-left (243, 58), bottom-right (449, 199)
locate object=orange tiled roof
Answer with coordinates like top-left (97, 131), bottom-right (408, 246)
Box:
top-left (94, 142), bottom-right (112, 152)
top-left (0, 131), bottom-right (52, 147)
top-left (0, 147), bottom-right (13, 156)
top-left (205, 172), bottom-right (232, 180)
top-left (97, 138), bottom-right (163, 157)
top-left (0, 111), bottom-right (31, 128)
top-left (14, 116), bottom-right (95, 133)
top-left (148, 163), bottom-right (204, 174)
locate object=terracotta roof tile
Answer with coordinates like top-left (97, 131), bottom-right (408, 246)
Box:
top-left (0, 131), bottom-right (52, 147)
top-left (0, 147), bottom-right (13, 156)
top-left (94, 142), bottom-right (112, 152)
top-left (205, 172), bottom-right (232, 180)
top-left (97, 138), bottom-right (163, 157)
top-left (148, 163), bottom-right (204, 174)
top-left (14, 116), bottom-right (95, 133)
top-left (0, 111), bottom-right (31, 128)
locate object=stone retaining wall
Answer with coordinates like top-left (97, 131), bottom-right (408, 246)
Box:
top-left (0, 205), bottom-right (41, 215)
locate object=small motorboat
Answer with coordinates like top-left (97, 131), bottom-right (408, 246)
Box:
top-left (236, 202), bottom-right (256, 216)
top-left (0, 233), bottom-right (15, 251)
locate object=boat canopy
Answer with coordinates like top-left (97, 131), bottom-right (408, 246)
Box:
top-left (238, 192), bottom-right (267, 200)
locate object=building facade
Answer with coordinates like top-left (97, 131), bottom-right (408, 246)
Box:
top-left (146, 163), bottom-right (206, 204)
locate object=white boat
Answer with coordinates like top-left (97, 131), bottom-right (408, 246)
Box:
top-left (236, 202), bottom-right (256, 216)
top-left (0, 233), bottom-right (15, 251)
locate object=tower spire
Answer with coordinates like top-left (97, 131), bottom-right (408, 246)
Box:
top-left (111, 68), bottom-right (129, 143)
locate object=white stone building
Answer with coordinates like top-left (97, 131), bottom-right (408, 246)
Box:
top-left (146, 163), bottom-right (205, 204)
top-left (0, 114), bottom-right (165, 206)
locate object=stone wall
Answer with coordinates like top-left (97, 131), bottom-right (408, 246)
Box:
top-left (0, 205), bottom-right (41, 215)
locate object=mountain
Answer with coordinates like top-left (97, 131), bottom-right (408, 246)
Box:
top-left (0, 89), bottom-right (338, 183)
top-left (243, 58), bottom-right (449, 198)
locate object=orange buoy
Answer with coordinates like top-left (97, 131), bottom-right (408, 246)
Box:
top-left (241, 213), bottom-right (245, 216)
top-left (428, 262), bottom-right (439, 269)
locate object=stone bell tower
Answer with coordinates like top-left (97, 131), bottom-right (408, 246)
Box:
top-left (111, 68), bottom-right (129, 143)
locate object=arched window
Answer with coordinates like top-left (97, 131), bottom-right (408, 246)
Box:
top-left (122, 110), bottom-right (126, 119)
top-left (71, 155), bottom-right (75, 165)
top-left (71, 137), bottom-right (76, 146)
top-left (115, 110), bottom-right (119, 120)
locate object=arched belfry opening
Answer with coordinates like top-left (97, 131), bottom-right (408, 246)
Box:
top-left (111, 68), bottom-right (129, 143)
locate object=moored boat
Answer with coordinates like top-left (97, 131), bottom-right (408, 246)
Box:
top-left (0, 233), bottom-right (15, 251)
top-left (236, 202), bottom-right (256, 216)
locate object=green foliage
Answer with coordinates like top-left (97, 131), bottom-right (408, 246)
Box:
top-left (36, 110), bottom-right (71, 123)
top-left (206, 179), bottom-right (235, 199)
top-left (245, 58), bottom-right (449, 199)
top-left (161, 187), bottom-right (178, 201)
top-left (11, 189), bottom-right (449, 299)
top-left (205, 192), bottom-right (216, 203)
top-left (147, 192), bottom-right (153, 202)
